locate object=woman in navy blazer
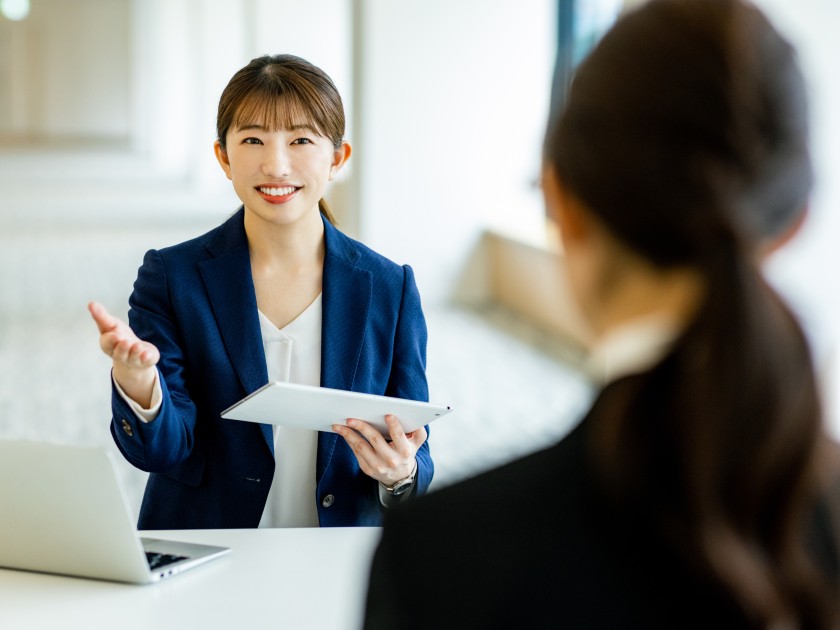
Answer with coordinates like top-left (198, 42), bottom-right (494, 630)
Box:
top-left (90, 54), bottom-right (432, 529)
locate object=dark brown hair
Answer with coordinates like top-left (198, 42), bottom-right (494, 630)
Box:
top-left (546, 0), bottom-right (838, 625)
top-left (216, 54), bottom-right (345, 224)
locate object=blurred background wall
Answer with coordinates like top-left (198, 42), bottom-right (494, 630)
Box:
top-left (0, 0), bottom-right (838, 516)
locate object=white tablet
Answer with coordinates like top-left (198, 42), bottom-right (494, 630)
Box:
top-left (221, 381), bottom-right (452, 436)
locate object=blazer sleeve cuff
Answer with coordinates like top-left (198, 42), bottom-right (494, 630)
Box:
top-left (111, 368), bottom-right (162, 423)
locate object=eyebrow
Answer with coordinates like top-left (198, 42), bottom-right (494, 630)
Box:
top-left (235, 123), bottom-right (319, 134)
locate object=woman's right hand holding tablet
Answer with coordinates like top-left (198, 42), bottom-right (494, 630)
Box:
top-left (88, 301), bottom-right (159, 408)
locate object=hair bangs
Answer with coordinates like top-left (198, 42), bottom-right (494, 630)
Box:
top-left (231, 86), bottom-right (325, 135)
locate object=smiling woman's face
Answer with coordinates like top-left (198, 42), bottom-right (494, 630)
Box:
top-left (214, 118), bottom-right (349, 228)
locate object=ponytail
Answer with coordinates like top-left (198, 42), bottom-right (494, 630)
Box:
top-left (686, 247), bottom-right (829, 623)
top-left (318, 198), bottom-right (337, 226)
top-left (594, 241), bottom-right (835, 625)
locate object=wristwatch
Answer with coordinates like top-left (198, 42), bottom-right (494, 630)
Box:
top-left (380, 460), bottom-right (418, 496)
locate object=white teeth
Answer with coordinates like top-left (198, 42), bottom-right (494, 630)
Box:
top-left (260, 186), bottom-right (296, 196)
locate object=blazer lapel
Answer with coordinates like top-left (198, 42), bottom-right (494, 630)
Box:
top-left (317, 218), bottom-right (372, 480)
top-left (198, 209), bottom-right (273, 450)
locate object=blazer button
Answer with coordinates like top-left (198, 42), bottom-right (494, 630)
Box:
top-left (120, 419), bottom-right (134, 437)
top-left (321, 494), bottom-right (335, 508)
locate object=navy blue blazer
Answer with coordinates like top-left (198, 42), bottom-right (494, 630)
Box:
top-left (110, 208), bottom-right (432, 529)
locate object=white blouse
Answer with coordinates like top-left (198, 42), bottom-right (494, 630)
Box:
top-left (257, 294), bottom-right (323, 528)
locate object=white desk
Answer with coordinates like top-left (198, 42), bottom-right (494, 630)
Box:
top-left (0, 527), bottom-right (382, 630)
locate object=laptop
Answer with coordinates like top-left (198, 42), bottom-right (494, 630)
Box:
top-left (0, 439), bottom-right (230, 584)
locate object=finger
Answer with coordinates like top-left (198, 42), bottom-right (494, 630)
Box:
top-left (109, 337), bottom-right (135, 364)
top-left (332, 424), bottom-right (378, 476)
top-left (346, 418), bottom-right (391, 454)
top-left (128, 342), bottom-right (159, 367)
top-left (99, 332), bottom-right (130, 358)
top-left (384, 415), bottom-right (413, 457)
top-left (346, 418), bottom-right (421, 482)
top-left (131, 342), bottom-right (160, 367)
top-left (88, 301), bottom-right (118, 334)
top-left (406, 425), bottom-right (428, 448)
top-left (101, 332), bottom-right (130, 360)
top-left (112, 338), bottom-right (159, 368)
top-left (385, 415), bottom-right (406, 441)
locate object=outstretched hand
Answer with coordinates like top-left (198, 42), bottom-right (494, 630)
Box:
top-left (332, 414), bottom-right (426, 487)
top-left (88, 301), bottom-right (159, 407)
top-left (89, 302), bottom-right (159, 368)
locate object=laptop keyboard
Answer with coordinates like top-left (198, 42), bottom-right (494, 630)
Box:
top-left (146, 552), bottom-right (187, 570)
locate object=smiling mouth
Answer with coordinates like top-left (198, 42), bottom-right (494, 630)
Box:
top-left (258, 186), bottom-right (300, 197)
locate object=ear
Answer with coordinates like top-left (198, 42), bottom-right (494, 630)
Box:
top-left (542, 165), bottom-right (590, 249)
top-left (214, 140), bottom-right (232, 181)
top-left (329, 142), bottom-right (352, 180)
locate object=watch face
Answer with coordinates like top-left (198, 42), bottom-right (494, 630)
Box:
top-left (390, 479), bottom-right (414, 496)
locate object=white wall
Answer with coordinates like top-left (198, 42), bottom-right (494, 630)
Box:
top-left (355, 0), bottom-right (556, 305)
top-left (0, 0), bottom-right (131, 139)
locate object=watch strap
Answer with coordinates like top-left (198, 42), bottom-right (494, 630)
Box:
top-left (380, 459), bottom-right (418, 494)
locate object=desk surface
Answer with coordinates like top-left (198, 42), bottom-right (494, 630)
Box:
top-left (0, 527), bottom-right (382, 630)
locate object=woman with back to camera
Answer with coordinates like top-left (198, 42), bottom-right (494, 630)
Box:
top-left (363, 0), bottom-right (840, 627)
top-left (88, 54), bottom-right (432, 529)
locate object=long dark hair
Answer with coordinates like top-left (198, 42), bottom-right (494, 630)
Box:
top-left (216, 54), bottom-right (345, 224)
top-left (545, 0), bottom-right (838, 625)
